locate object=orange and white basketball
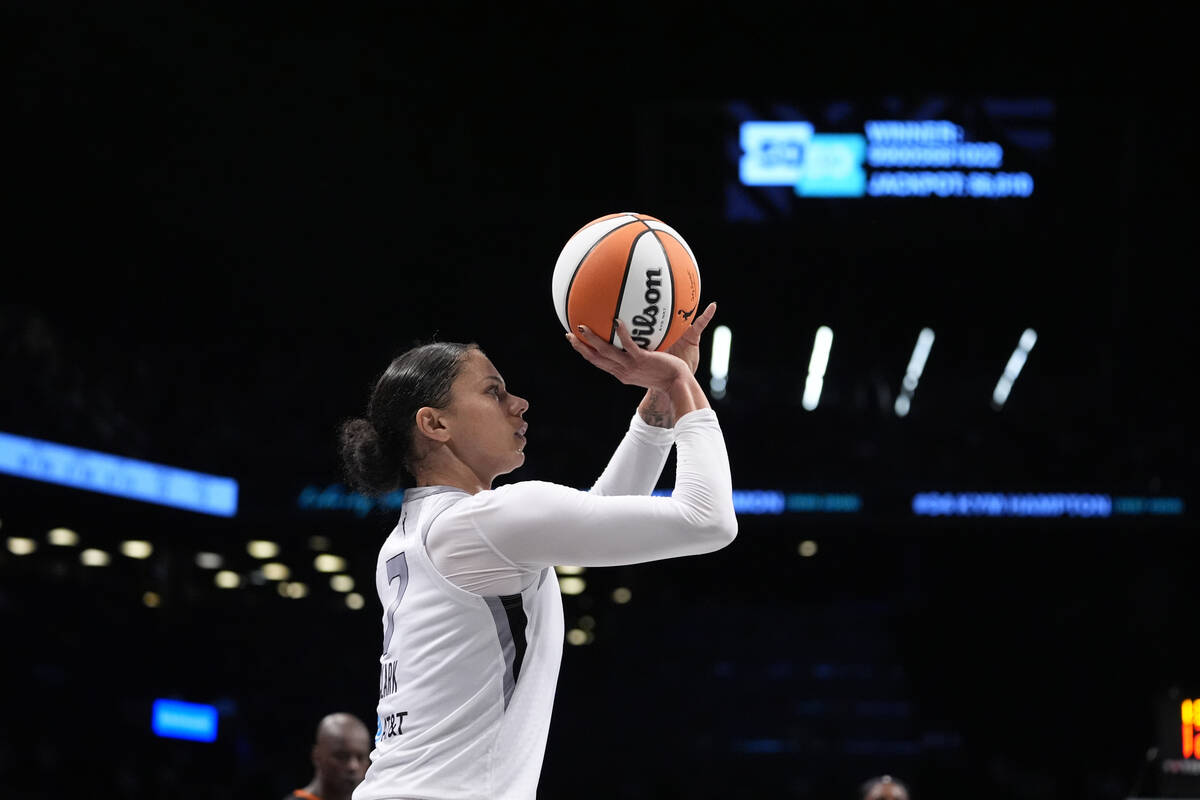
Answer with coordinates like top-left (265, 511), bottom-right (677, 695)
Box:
top-left (551, 212), bottom-right (700, 352)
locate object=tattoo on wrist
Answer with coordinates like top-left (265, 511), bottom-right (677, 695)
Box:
top-left (639, 389), bottom-right (674, 428)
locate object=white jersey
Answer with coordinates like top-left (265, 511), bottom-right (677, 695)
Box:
top-left (354, 409), bottom-right (737, 800)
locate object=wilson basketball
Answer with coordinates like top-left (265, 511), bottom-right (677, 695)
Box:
top-left (552, 212), bottom-right (701, 352)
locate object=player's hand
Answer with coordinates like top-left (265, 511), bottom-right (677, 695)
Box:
top-left (566, 319), bottom-right (692, 393)
top-left (664, 302), bottom-right (717, 376)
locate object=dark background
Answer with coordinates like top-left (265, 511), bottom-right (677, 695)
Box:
top-left (1, 5), bottom-right (1193, 799)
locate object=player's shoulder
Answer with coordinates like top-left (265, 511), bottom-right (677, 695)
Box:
top-left (457, 480), bottom-right (581, 511)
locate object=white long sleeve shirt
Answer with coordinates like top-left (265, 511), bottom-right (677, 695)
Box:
top-left (354, 408), bottom-right (736, 800)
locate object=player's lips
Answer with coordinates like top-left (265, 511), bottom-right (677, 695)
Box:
top-left (515, 423), bottom-right (528, 439)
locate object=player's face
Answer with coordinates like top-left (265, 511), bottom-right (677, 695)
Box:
top-left (443, 350), bottom-right (529, 485)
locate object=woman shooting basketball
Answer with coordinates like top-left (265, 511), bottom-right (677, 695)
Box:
top-left (340, 303), bottom-right (734, 800)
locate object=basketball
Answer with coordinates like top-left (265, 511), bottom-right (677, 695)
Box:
top-left (552, 212), bottom-right (701, 352)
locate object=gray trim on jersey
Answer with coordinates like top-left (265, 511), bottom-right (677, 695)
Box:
top-left (485, 595), bottom-right (519, 708)
top-left (404, 487), bottom-right (470, 546)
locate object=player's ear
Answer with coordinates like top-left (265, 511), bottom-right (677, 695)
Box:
top-left (414, 407), bottom-right (451, 443)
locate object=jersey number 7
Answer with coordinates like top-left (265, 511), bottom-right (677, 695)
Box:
top-left (382, 552), bottom-right (409, 653)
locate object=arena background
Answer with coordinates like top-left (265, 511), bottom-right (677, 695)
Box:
top-left (1, 6), bottom-right (1193, 800)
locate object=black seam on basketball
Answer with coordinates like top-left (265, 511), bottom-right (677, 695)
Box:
top-left (564, 218), bottom-right (642, 331)
top-left (654, 229), bottom-right (697, 323)
top-left (646, 228), bottom-right (673, 351)
top-left (611, 229), bottom-right (651, 343)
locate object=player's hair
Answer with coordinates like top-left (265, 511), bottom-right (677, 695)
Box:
top-left (339, 341), bottom-right (478, 495)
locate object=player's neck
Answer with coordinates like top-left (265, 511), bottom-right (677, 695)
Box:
top-left (414, 452), bottom-right (491, 494)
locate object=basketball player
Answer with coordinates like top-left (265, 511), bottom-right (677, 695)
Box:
top-left (339, 304), bottom-right (735, 799)
top-left (285, 713), bottom-right (372, 800)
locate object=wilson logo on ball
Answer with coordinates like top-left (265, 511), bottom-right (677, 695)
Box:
top-left (551, 212), bottom-right (700, 352)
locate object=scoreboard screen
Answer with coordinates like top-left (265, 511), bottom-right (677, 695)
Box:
top-left (725, 95), bottom-right (1054, 220)
top-left (1155, 687), bottom-right (1200, 797)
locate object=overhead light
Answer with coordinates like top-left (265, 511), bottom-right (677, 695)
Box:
top-left (143, 591), bottom-right (161, 608)
top-left (992, 328), bottom-right (1038, 409)
top-left (611, 587), bottom-right (632, 604)
top-left (247, 540), bottom-right (279, 559)
top-left (214, 570), bottom-right (240, 589)
top-left (798, 540), bottom-right (818, 557)
top-left (7, 537), bottom-right (36, 555)
top-left (262, 563), bottom-right (289, 581)
top-left (802, 326), bottom-right (833, 411)
top-left (559, 577), bottom-right (586, 595)
top-left (566, 628), bottom-right (588, 646)
top-left (709, 325), bottom-right (732, 399)
top-left (330, 575), bottom-right (354, 593)
top-left (195, 552), bottom-right (223, 569)
top-left (314, 554), bottom-right (346, 573)
top-left (285, 581), bottom-right (308, 599)
top-left (80, 548), bottom-right (111, 567)
top-left (555, 565), bottom-right (585, 576)
top-left (895, 328), bottom-right (935, 417)
top-left (120, 540), bottom-right (153, 559)
top-left (345, 592), bottom-right (365, 610)
top-left (48, 528), bottom-right (79, 546)
top-left (308, 535), bottom-right (330, 551)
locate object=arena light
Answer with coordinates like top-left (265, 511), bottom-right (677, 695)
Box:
top-left (559, 577), bottom-right (586, 595)
top-left (330, 574), bottom-right (354, 593)
top-left (313, 554), bottom-right (346, 573)
top-left (143, 591), bottom-right (161, 608)
top-left (285, 581), bottom-right (308, 599)
top-left (555, 565), bottom-right (585, 576)
top-left (7, 536), bottom-right (36, 555)
top-left (345, 592), bottom-right (365, 610)
top-left (120, 540), bottom-right (154, 559)
top-left (611, 587), bottom-right (632, 604)
top-left (798, 540), bottom-right (818, 557)
top-left (80, 548), bottom-right (111, 567)
top-left (152, 699), bottom-right (218, 743)
top-left (308, 535), bottom-right (330, 551)
top-left (802, 326), bottom-right (833, 411)
top-left (247, 540), bottom-right (279, 559)
top-left (261, 562), bottom-right (289, 581)
top-left (195, 552), bottom-right (223, 569)
top-left (709, 325), bottom-right (732, 398)
top-left (566, 628), bottom-right (589, 646)
top-left (895, 328), bottom-right (935, 417)
top-left (214, 570), bottom-right (240, 589)
top-left (0, 431), bottom-right (238, 517)
top-left (992, 328), bottom-right (1037, 409)
top-left (48, 527), bottom-right (79, 546)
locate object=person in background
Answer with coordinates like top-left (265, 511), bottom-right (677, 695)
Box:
top-left (858, 774), bottom-right (911, 800)
top-left (285, 713), bottom-right (372, 800)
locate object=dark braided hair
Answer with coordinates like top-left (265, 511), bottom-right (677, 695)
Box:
top-left (339, 342), bottom-right (478, 496)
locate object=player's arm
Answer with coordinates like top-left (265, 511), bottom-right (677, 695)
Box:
top-left (470, 408), bottom-right (736, 568)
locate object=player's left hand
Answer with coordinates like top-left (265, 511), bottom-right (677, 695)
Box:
top-left (664, 302), bottom-right (717, 375)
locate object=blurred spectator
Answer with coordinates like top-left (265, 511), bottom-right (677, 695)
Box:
top-left (859, 774), bottom-right (910, 800)
top-left (284, 713), bottom-right (371, 800)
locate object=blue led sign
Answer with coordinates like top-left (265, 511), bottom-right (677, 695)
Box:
top-left (0, 431), bottom-right (238, 517)
top-left (152, 699), bottom-right (218, 742)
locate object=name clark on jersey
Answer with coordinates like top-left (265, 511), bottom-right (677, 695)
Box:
top-left (378, 660), bottom-right (408, 740)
